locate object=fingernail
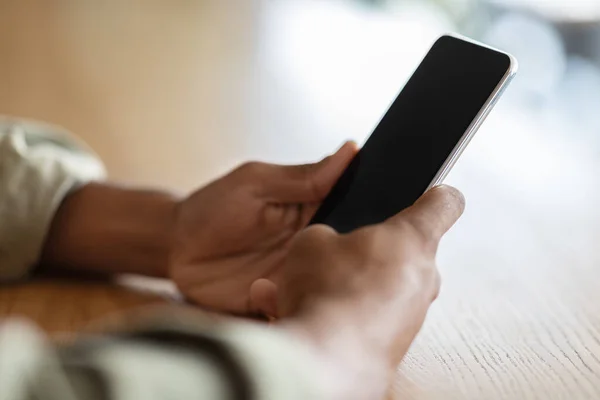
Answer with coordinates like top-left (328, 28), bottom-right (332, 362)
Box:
top-left (336, 140), bottom-right (357, 153)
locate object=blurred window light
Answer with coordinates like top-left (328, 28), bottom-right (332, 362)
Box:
top-left (376, 0), bottom-right (476, 22)
top-left (259, 0), bottom-right (453, 143)
top-left (552, 57), bottom-right (600, 137)
top-left (488, 0), bottom-right (600, 23)
top-left (467, 106), bottom-right (599, 216)
top-left (484, 13), bottom-right (566, 101)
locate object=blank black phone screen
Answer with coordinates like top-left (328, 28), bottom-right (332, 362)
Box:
top-left (310, 35), bottom-right (512, 233)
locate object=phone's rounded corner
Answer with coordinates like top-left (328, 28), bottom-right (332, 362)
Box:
top-left (431, 32), bottom-right (465, 50)
top-left (440, 32), bottom-right (464, 41)
top-left (429, 34), bottom-right (450, 51)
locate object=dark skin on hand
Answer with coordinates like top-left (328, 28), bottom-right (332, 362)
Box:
top-left (40, 141), bottom-right (465, 399)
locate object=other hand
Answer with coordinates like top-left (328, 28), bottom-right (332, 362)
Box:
top-left (169, 142), bottom-right (358, 316)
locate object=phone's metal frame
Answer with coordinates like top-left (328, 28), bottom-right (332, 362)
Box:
top-left (425, 33), bottom-right (518, 191)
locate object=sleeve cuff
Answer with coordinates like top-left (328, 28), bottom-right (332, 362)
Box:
top-left (0, 117), bottom-right (106, 281)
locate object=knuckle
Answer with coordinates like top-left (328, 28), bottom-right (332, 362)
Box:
top-left (296, 224), bottom-right (338, 250)
top-left (346, 227), bottom-right (394, 268)
top-left (298, 165), bottom-right (326, 199)
top-left (236, 161), bottom-right (266, 177)
top-left (399, 217), bottom-right (438, 253)
top-left (401, 259), bottom-right (440, 295)
top-left (336, 225), bottom-right (443, 297)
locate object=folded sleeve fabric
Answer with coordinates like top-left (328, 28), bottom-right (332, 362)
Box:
top-left (0, 313), bottom-right (327, 400)
top-left (0, 116), bottom-right (106, 281)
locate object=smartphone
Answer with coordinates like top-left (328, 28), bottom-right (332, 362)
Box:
top-left (310, 34), bottom-right (517, 233)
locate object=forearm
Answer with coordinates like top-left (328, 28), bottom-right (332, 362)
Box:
top-left (40, 182), bottom-right (179, 277)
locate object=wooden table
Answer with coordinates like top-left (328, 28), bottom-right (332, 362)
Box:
top-left (0, 276), bottom-right (175, 339)
top-left (2, 1), bottom-right (600, 399)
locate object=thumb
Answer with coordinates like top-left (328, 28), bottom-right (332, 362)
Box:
top-left (387, 184), bottom-right (465, 245)
top-left (258, 141), bottom-right (358, 203)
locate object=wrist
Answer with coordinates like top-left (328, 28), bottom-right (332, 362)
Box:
top-left (41, 182), bottom-right (179, 277)
top-left (280, 301), bottom-right (391, 400)
top-left (279, 284), bottom-right (434, 400)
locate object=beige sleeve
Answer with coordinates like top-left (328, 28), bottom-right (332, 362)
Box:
top-left (0, 315), bottom-right (328, 400)
top-left (0, 116), bottom-right (106, 281)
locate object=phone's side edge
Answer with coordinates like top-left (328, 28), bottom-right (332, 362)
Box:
top-left (425, 55), bottom-right (518, 192)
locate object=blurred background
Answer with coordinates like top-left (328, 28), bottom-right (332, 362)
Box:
top-left (2, 0), bottom-right (599, 272)
top-left (2, 0), bottom-right (599, 189)
top-left (2, 1), bottom-right (600, 397)
top-left (2, 1), bottom-right (600, 278)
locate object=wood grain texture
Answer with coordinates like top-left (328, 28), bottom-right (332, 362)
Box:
top-left (0, 277), bottom-right (171, 339)
top-left (391, 144), bottom-right (600, 399)
top-left (2, 1), bottom-right (600, 399)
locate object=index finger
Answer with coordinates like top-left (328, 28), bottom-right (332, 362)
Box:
top-left (386, 185), bottom-right (465, 244)
top-left (255, 141), bottom-right (358, 203)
